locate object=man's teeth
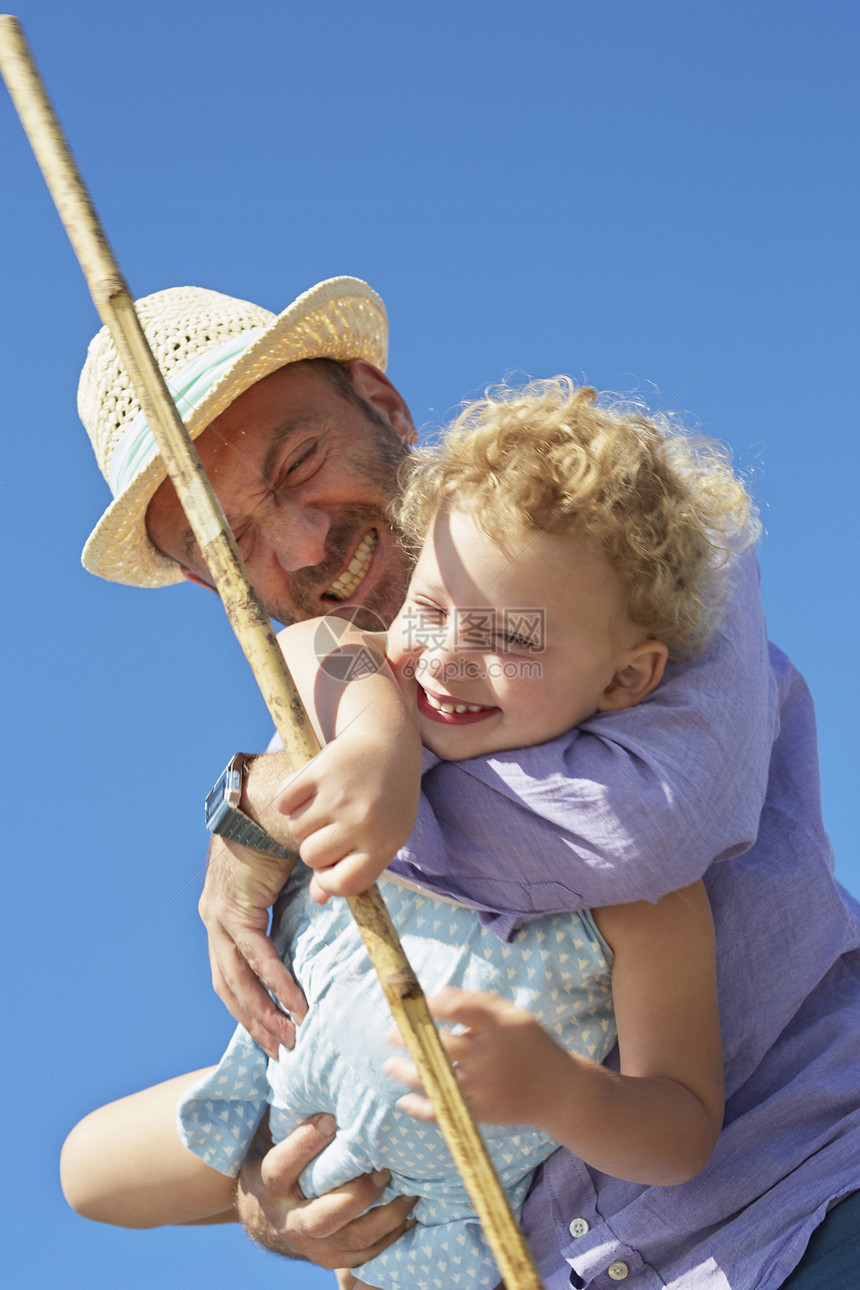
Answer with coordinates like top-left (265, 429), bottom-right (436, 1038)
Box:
top-left (326, 532), bottom-right (378, 600)
top-left (425, 691), bottom-right (488, 715)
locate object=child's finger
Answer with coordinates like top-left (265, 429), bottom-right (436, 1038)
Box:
top-left (394, 1092), bottom-right (438, 1123)
top-left (382, 1025), bottom-right (473, 1083)
top-left (381, 1054), bottom-right (423, 1090)
top-left (283, 799), bottom-right (328, 847)
top-left (298, 826), bottom-right (346, 870)
top-left (275, 769), bottom-right (318, 818)
top-left (425, 987), bottom-right (520, 1032)
top-left (306, 849), bottom-right (388, 898)
top-left (384, 1023), bottom-right (464, 1064)
top-left (383, 991), bottom-right (476, 1047)
top-left (308, 873), bottom-right (334, 906)
top-left (305, 853), bottom-right (375, 901)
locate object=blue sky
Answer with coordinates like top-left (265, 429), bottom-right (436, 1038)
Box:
top-left (2, 2), bottom-right (857, 1287)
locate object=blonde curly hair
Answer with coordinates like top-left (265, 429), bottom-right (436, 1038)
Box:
top-left (396, 378), bottom-right (759, 658)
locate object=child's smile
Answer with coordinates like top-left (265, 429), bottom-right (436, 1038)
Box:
top-left (415, 682), bottom-right (500, 725)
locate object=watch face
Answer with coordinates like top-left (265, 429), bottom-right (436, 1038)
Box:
top-left (204, 777), bottom-right (227, 831)
top-left (204, 763), bottom-right (242, 832)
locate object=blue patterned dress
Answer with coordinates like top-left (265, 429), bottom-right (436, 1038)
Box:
top-left (178, 866), bottom-right (615, 1290)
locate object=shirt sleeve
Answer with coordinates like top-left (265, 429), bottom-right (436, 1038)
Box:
top-left (391, 551), bottom-right (780, 929)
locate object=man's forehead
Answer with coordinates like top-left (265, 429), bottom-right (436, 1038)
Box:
top-left (213, 381), bottom-right (351, 471)
top-left (217, 359), bottom-right (340, 428)
top-left (206, 397), bottom-right (331, 476)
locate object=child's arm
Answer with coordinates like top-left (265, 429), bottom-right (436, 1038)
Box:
top-left (273, 618), bottom-right (423, 904)
top-left (386, 880), bottom-right (724, 1186)
top-left (60, 1070), bottom-right (236, 1227)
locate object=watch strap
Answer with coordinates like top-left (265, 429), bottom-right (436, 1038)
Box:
top-left (214, 806), bottom-right (293, 858)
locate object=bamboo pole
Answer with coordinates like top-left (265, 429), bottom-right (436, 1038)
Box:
top-left (0, 17), bottom-right (544, 1289)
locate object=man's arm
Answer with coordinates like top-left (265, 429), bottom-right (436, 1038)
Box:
top-left (199, 752), bottom-right (306, 1056)
top-left (200, 616), bottom-right (420, 1050)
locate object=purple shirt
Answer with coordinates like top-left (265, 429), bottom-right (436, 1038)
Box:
top-left (389, 552), bottom-right (860, 1288)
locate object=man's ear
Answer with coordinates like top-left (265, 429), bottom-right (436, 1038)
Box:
top-left (598, 640), bottom-right (669, 712)
top-left (348, 359), bottom-right (418, 446)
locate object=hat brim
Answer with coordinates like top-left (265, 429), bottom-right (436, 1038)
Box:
top-left (81, 277), bottom-right (388, 587)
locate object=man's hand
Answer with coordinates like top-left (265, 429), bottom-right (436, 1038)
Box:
top-left (199, 830), bottom-right (304, 1056)
top-left (200, 750), bottom-right (313, 1056)
top-left (236, 1115), bottom-right (417, 1269)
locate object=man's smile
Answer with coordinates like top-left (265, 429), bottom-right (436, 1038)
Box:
top-left (324, 529), bottom-right (379, 601)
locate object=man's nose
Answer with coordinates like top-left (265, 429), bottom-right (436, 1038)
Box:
top-left (265, 505), bottom-right (331, 570)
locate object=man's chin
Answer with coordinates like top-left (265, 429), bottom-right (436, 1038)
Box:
top-left (265, 569), bottom-right (410, 631)
top-left (321, 571), bottom-right (410, 632)
top-left (319, 603), bottom-right (388, 632)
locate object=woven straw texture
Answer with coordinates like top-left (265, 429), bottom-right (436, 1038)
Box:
top-left (79, 277), bottom-right (388, 587)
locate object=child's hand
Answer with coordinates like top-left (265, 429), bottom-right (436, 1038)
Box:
top-left (276, 728), bottom-right (421, 904)
top-left (383, 987), bottom-right (574, 1128)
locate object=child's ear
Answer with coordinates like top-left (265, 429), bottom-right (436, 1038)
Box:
top-left (598, 640), bottom-right (669, 712)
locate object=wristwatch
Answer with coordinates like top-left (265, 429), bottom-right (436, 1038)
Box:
top-left (204, 753), bottom-right (293, 857)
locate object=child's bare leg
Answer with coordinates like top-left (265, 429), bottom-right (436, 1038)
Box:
top-left (61, 1068), bottom-right (236, 1228)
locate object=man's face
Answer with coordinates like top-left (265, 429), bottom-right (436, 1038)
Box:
top-left (146, 360), bottom-right (415, 627)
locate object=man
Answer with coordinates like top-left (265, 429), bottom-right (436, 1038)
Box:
top-left (75, 276), bottom-right (860, 1288)
top-left (76, 276), bottom-right (426, 1262)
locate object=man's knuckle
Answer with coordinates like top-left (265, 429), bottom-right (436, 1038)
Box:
top-left (345, 1227), bottom-right (375, 1253)
top-left (285, 1209), bottom-right (321, 1242)
top-left (245, 1225), bottom-right (302, 1260)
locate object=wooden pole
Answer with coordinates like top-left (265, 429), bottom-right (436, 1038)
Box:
top-left (0, 17), bottom-right (544, 1288)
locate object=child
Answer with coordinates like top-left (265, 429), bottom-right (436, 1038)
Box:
top-left (63, 379), bottom-right (757, 1290)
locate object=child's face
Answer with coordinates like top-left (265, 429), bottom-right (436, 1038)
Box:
top-left (388, 507), bottom-right (651, 761)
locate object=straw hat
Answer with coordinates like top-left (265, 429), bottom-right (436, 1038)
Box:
top-left (79, 276), bottom-right (388, 586)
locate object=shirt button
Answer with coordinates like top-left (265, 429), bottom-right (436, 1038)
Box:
top-left (569, 1217), bottom-right (590, 1237)
top-left (608, 1261), bottom-right (629, 1280)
